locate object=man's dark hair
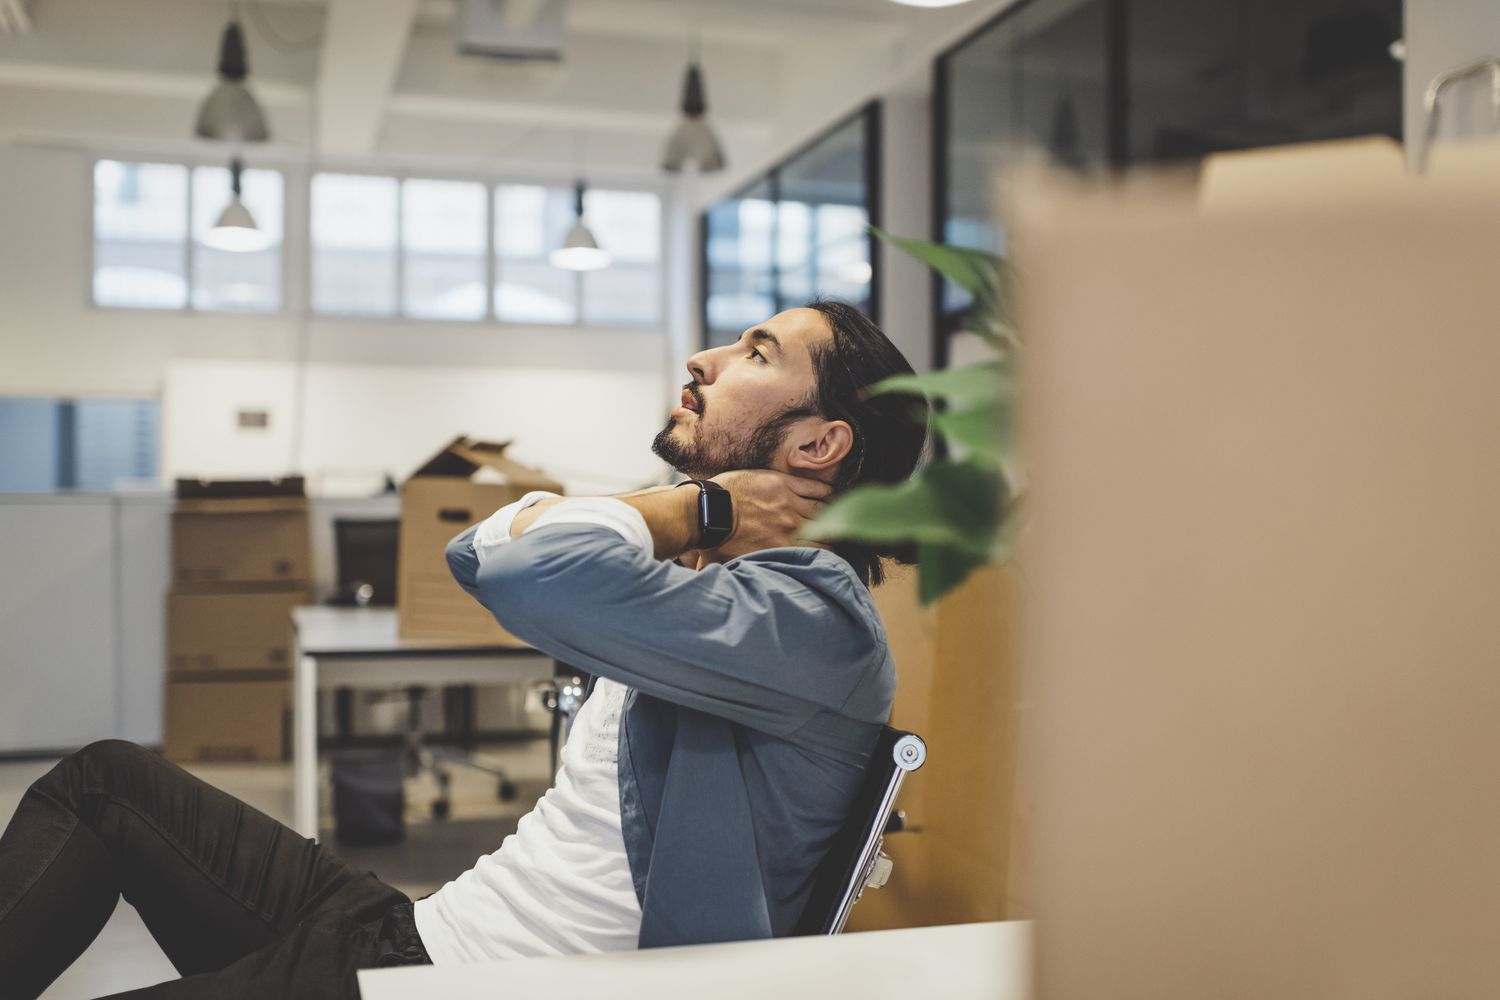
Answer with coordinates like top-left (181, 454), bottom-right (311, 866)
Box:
top-left (800, 299), bottom-right (930, 589)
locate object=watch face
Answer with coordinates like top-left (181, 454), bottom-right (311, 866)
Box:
top-left (701, 484), bottom-right (734, 533)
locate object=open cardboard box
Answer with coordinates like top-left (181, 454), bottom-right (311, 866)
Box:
top-left (397, 436), bottom-right (564, 644)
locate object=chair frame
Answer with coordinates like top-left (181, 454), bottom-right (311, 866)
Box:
top-left (796, 727), bottom-right (928, 936)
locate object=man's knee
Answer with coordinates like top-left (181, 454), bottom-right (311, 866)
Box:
top-left (33, 739), bottom-right (157, 804)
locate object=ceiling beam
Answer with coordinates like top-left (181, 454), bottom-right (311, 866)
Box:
top-left (387, 89), bottom-right (768, 137)
top-left (314, 0), bottom-right (422, 154)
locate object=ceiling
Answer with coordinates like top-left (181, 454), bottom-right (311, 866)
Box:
top-left (0, 0), bottom-right (1006, 187)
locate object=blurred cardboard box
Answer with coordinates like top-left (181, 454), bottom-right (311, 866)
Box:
top-left (166, 477), bottom-right (309, 763)
top-left (163, 674), bottom-right (289, 762)
top-left (167, 589), bottom-right (308, 675)
top-left (171, 477), bottom-right (311, 586)
top-left (397, 436), bottom-right (563, 644)
top-left (1017, 136), bottom-right (1500, 998)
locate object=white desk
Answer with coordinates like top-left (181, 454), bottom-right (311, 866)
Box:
top-left (291, 606), bottom-right (555, 838)
top-left (358, 919), bottom-right (1030, 1000)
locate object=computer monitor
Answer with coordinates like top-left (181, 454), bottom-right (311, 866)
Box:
top-left (333, 518), bottom-right (400, 607)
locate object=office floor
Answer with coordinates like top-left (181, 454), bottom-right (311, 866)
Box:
top-left (0, 738), bottom-right (555, 998)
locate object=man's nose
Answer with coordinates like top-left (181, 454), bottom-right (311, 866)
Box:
top-left (686, 354), bottom-right (710, 385)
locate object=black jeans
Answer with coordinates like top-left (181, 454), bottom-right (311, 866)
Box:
top-left (0, 740), bottom-right (430, 999)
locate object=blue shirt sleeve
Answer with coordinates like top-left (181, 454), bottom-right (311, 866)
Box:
top-left (444, 522), bottom-right (886, 737)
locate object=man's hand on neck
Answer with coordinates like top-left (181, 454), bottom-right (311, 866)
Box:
top-left (506, 471), bottom-right (833, 567)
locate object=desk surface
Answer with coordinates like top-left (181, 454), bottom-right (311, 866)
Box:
top-left (358, 920), bottom-right (1031, 1000)
top-left (292, 606), bottom-right (536, 658)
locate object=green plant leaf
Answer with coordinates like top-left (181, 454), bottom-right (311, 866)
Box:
top-left (916, 541), bottom-right (993, 605)
top-left (929, 404), bottom-right (1004, 458)
top-left (867, 362), bottom-right (1012, 412)
top-left (870, 226), bottom-right (1001, 298)
top-left (801, 459), bottom-right (1003, 554)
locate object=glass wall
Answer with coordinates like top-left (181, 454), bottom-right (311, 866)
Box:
top-left (702, 103), bottom-right (880, 349)
top-left (935, 0), bottom-right (1401, 347)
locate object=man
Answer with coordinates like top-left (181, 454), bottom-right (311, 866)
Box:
top-left (0, 301), bottom-right (929, 999)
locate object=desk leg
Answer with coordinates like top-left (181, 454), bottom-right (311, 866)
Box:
top-left (293, 652), bottom-right (318, 839)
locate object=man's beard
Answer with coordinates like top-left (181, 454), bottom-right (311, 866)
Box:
top-left (651, 399), bottom-right (811, 479)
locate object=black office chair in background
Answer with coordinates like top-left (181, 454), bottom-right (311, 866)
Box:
top-left (331, 517), bottom-right (519, 822)
top-left (793, 727), bottom-right (928, 935)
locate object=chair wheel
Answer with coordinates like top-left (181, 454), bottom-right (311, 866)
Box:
top-left (498, 779), bottom-right (518, 802)
top-left (431, 798), bottom-right (451, 821)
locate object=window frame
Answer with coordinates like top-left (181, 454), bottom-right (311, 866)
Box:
top-left (87, 155), bottom-right (292, 318)
top-left (87, 155), bottom-right (669, 330)
top-left (697, 100), bottom-right (883, 352)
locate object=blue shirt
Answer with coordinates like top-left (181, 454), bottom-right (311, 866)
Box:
top-left (444, 513), bottom-right (894, 947)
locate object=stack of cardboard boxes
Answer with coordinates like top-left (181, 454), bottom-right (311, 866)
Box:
top-left (164, 478), bottom-right (312, 762)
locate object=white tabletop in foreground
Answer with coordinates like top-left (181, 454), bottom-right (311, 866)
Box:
top-left (358, 920), bottom-right (1031, 1000)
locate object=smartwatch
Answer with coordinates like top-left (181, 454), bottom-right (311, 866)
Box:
top-left (676, 479), bottom-right (734, 549)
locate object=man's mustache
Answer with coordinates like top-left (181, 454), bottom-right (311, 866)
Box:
top-left (682, 383), bottom-right (705, 416)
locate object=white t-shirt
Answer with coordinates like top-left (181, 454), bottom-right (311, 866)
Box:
top-left (412, 492), bottom-right (648, 963)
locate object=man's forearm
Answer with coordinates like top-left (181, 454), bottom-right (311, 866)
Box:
top-left (507, 486), bottom-right (700, 561)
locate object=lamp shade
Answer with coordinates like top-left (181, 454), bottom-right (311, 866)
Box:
top-left (662, 117), bottom-right (725, 173)
top-left (205, 199), bottom-right (272, 252)
top-left (195, 22), bottom-right (269, 142)
top-left (550, 220), bottom-right (611, 271)
top-left (203, 157), bottom-right (272, 252)
top-left (550, 180), bottom-right (611, 271)
top-left (661, 62), bottom-right (725, 173)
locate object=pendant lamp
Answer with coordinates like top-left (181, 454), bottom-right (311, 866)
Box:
top-left (195, 19), bottom-right (270, 142)
top-left (550, 181), bottom-right (611, 272)
top-left (204, 158), bottom-right (273, 252)
top-left (661, 59), bottom-right (725, 173)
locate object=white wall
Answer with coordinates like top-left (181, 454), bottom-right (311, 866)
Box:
top-left (162, 359), bottom-right (670, 496)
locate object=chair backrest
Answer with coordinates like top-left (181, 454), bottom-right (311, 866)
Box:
top-left (792, 726), bottom-right (927, 936)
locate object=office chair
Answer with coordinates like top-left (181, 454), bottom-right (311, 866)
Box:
top-left (792, 727), bottom-right (927, 935)
top-left (331, 517), bottom-right (520, 820)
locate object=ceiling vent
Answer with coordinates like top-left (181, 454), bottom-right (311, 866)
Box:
top-left (457, 0), bottom-right (568, 62)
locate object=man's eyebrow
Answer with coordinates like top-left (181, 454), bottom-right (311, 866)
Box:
top-left (746, 328), bottom-right (784, 357)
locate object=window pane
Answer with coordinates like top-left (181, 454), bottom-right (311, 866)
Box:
top-left (311, 173), bottom-right (398, 316)
top-left (581, 189), bottom-right (661, 326)
top-left (93, 160), bottom-right (188, 309)
top-left (704, 181), bottom-right (775, 348)
top-left (777, 113), bottom-right (872, 315)
top-left (191, 165), bottom-right (283, 312)
top-left (495, 184), bottom-right (577, 324)
top-left (402, 178), bottom-right (487, 321)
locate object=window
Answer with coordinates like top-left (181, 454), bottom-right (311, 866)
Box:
top-left (582, 189), bottom-right (663, 326)
top-left (701, 104), bottom-right (880, 349)
top-left (93, 161), bottom-right (188, 309)
top-left (93, 160), bottom-right (663, 326)
top-left (93, 160), bottom-right (283, 313)
top-left (494, 184), bottom-right (578, 324)
top-left (191, 164), bottom-right (284, 312)
top-left (311, 173), bottom-right (399, 317)
top-left (0, 397), bottom-right (160, 492)
top-left (403, 179), bottom-right (487, 321)
top-left (308, 175), bottom-right (662, 326)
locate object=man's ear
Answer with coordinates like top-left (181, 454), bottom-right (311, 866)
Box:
top-left (785, 418), bottom-right (853, 475)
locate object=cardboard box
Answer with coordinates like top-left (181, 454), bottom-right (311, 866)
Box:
top-left (397, 436), bottom-right (563, 643)
top-left (164, 675), bottom-right (289, 762)
top-left (172, 478), bottom-right (311, 586)
top-left (167, 588), bottom-right (308, 675)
